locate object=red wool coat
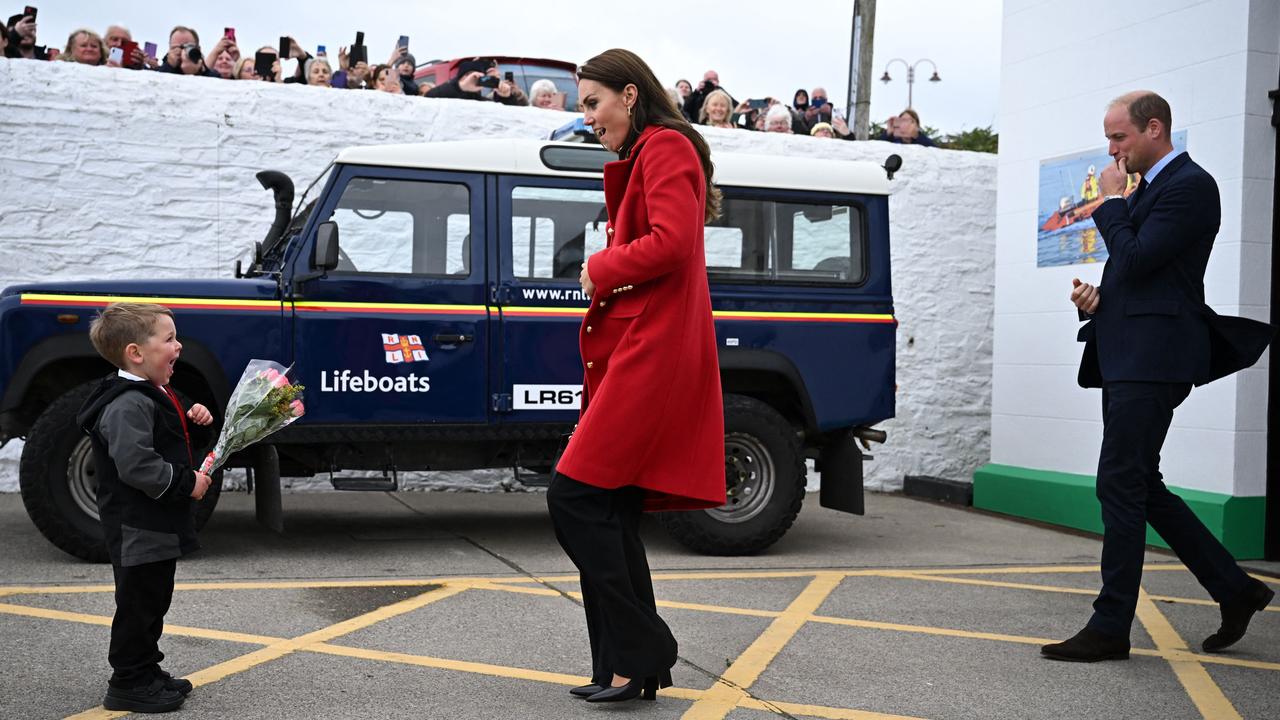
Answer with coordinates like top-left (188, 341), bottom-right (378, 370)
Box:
top-left (555, 125), bottom-right (725, 512)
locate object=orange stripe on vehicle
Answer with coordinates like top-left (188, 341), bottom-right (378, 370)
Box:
top-left (20, 294), bottom-right (283, 311)
top-left (714, 311), bottom-right (895, 323)
top-left (293, 301), bottom-right (488, 315)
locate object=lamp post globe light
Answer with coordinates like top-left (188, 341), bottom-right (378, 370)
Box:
top-left (880, 58), bottom-right (941, 108)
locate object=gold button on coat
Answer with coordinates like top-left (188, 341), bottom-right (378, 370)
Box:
top-left (586, 326), bottom-right (593, 333)
top-left (586, 361), bottom-right (594, 369)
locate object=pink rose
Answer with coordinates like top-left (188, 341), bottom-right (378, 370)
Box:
top-left (290, 400), bottom-right (305, 417)
top-left (272, 374), bottom-right (290, 388)
top-left (262, 368), bottom-right (281, 382)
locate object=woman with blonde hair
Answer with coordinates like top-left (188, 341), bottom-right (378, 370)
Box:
top-left (62, 28), bottom-right (106, 66)
top-left (697, 88), bottom-right (735, 129)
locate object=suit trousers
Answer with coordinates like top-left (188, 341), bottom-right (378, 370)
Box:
top-left (547, 473), bottom-right (678, 681)
top-left (1087, 381), bottom-right (1250, 637)
top-left (108, 557), bottom-right (177, 688)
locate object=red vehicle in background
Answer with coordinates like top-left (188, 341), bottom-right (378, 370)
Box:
top-left (415, 56), bottom-right (579, 110)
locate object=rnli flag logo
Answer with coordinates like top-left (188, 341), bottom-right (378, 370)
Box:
top-left (382, 333), bottom-right (429, 364)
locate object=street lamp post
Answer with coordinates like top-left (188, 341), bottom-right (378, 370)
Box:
top-left (879, 58), bottom-right (941, 108)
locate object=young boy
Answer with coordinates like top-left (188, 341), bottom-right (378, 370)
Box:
top-left (76, 302), bottom-right (215, 713)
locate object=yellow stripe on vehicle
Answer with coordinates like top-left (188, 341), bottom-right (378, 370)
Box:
top-left (21, 294), bottom-right (893, 323)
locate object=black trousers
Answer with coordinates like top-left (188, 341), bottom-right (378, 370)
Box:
top-left (546, 474), bottom-right (677, 682)
top-left (1087, 381), bottom-right (1250, 637)
top-left (108, 557), bottom-right (177, 688)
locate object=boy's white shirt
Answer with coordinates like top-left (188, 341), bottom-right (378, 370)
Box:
top-left (117, 369), bottom-right (146, 382)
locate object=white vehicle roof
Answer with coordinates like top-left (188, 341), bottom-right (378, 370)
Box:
top-left (335, 139), bottom-right (890, 196)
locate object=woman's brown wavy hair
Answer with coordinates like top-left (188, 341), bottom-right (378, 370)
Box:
top-left (578, 48), bottom-right (721, 221)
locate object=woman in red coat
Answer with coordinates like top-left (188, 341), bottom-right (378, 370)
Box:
top-left (546, 48), bottom-right (725, 704)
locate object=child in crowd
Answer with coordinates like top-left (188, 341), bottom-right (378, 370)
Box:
top-left (77, 302), bottom-right (214, 713)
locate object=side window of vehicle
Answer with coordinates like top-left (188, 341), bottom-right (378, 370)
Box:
top-left (511, 186), bottom-right (607, 280)
top-left (706, 194), bottom-right (864, 285)
top-left (329, 178), bottom-right (471, 276)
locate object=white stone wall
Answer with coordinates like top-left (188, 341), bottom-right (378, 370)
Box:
top-left (992, 0), bottom-right (1278, 496)
top-left (0, 59), bottom-right (996, 493)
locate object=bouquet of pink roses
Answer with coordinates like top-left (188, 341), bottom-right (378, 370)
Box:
top-left (200, 359), bottom-right (305, 474)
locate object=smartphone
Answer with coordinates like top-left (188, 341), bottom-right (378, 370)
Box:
top-left (143, 41), bottom-right (157, 59)
top-left (350, 44), bottom-right (367, 65)
top-left (354, 31), bottom-right (364, 46)
top-left (316, 44), bottom-right (326, 56)
top-left (397, 35), bottom-right (409, 49)
top-left (23, 5), bottom-right (35, 21)
top-left (832, 106), bottom-right (845, 120)
top-left (108, 46), bottom-right (123, 64)
top-left (254, 50), bottom-right (274, 79)
top-left (224, 27), bottom-right (235, 42)
top-left (503, 70), bottom-right (514, 83)
top-left (278, 36), bottom-right (290, 58)
top-left (121, 40), bottom-right (138, 66)
top-left (748, 98), bottom-right (767, 110)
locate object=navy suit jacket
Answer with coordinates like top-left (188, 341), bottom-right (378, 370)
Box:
top-left (1078, 152), bottom-right (1272, 388)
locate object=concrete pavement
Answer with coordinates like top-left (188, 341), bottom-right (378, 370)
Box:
top-left (0, 490), bottom-right (1276, 719)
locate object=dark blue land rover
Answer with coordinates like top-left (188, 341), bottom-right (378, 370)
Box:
top-left (0, 140), bottom-right (897, 561)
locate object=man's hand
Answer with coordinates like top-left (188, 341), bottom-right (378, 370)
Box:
top-left (187, 403), bottom-right (214, 426)
top-left (1071, 278), bottom-right (1100, 315)
top-left (832, 115), bottom-right (851, 137)
top-left (15, 15), bottom-right (35, 41)
top-left (388, 44), bottom-right (407, 66)
top-left (287, 36), bottom-right (305, 60)
top-left (191, 471), bottom-right (212, 500)
top-left (580, 262), bottom-right (596, 298)
top-left (1100, 157), bottom-right (1128, 196)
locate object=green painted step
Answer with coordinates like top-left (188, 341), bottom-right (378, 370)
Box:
top-left (972, 463), bottom-right (1266, 560)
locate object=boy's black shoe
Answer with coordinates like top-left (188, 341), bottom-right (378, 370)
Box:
top-left (156, 669), bottom-right (193, 696)
top-left (1202, 578), bottom-right (1276, 653)
top-left (103, 677), bottom-right (185, 713)
top-left (1040, 627), bottom-right (1130, 662)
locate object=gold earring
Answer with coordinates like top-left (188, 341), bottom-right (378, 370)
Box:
top-left (626, 104), bottom-right (632, 118)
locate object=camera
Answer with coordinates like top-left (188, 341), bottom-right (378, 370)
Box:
top-left (182, 43), bottom-right (201, 64)
top-left (477, 74), bottom-right (500, 89)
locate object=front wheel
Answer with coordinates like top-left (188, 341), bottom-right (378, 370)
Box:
top-left (658, 394), bottom-right (805, 555)
top-left (19, 381), bottom-right (222, 562)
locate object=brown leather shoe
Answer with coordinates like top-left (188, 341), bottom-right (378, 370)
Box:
top-left (1040, 627), bottom-right (1130, 662)
top-left (1202, 578), bottom-right (1275, 653)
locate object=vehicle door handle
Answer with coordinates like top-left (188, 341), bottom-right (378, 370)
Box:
top-left (433, 333), bottom-right (474, 345)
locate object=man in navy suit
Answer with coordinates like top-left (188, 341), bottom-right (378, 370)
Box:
top-left (1041, 91), bottom-right (1274, 662)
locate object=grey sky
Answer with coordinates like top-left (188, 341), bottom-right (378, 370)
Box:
top-left (36, 0), bottom-right (1001, 133)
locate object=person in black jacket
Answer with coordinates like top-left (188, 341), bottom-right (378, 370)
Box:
top-left (425, 58), bottom-right (526, 105)
top-left (78, 303), bottom-right (215, 713)
top-left (1041, 91), bottom-right (1274, 663)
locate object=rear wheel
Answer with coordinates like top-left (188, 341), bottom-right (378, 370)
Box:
top-left (658, 394), bottom-right (805, 555)
top-left (19, 381), bottom-right (222, 562)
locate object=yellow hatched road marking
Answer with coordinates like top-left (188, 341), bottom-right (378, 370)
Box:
top-left (737, 697), bottom-right (928, 720)
top-left (0, 602), bottom-right (282, 645)
top-left (681, 572), bottom-right (844, 720)
top-left (59, 583), bottom-right (469, 720)
top-left (1135, 589), bottom-right (1242, 720)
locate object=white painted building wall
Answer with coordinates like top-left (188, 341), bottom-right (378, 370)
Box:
top-left (992, 0), bottom-right (1279, 496)
top-left (0, 59), bottom-right (996, 493)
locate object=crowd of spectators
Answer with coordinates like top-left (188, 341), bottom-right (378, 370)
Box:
top-left (2, 15), bottom-right (531, 106)
top-left (672, 69), bottom-right (936, 146)
top-left (3, 13), bottom-right (936, 145)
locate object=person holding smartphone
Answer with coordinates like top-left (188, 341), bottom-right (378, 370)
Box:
top-left (5, 10), bottom-right (48, 60)
top-left (425, 58), bottom-right (526, 105)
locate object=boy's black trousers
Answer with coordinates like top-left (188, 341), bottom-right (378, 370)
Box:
top-left (108, 558), bottom-right (177, 688)
top-left (547, 474), bottom-right (677, 682)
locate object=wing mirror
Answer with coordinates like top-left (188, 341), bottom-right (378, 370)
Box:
top-left (314, 221), bottom-right (340, 271)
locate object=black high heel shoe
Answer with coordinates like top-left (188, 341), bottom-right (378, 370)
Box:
top-left (585, 670), bottom-right (673, 703)
top-left (569, 683), bottom-right (604, 699)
